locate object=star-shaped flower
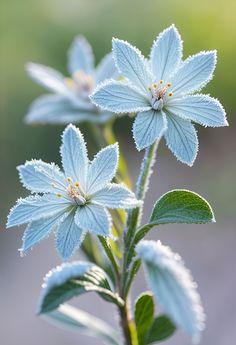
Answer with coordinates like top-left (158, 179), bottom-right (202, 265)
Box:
top-left (25, 36), bottom-right (118, 124)
top-left (7, 125), bottom-right (141, 260)
top-left (91, 25), bottom-right (228, 166)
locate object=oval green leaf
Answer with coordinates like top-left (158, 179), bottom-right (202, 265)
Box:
top-left (135, 292), bottom-right (154, 345)
top-left (150, 189), bottom-right (215, 225)
top-left (38, 262), bottom-right (124, 314)
top-left (145, 315), bottom-right (176, 344)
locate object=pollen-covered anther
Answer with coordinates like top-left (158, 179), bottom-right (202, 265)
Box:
top-left (75, 182), bottom-right (80, 187)
top-left (67, 185), bottom-right (80, 197)
top-left (66, 184), bottom-right (86, 205)
top-left (167, 82), bottom-right (172, 87)
top-left (67, 177), bottom-right (72, 182)
top-left (56, 193), bottom-right (62, 198)
top-left (64, 78), bottom-right (76, 90)
top-left (168, 92), bottom-right (173, 97)
top-left (159, 80), bottom-right (163, 84)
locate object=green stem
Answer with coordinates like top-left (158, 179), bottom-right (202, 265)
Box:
top-left (124, 141), bottom-right (158, 254)
top-left (122, 141), bottom-right (159, 300)
top-left (98, 236), bottom-right (119, 279)
top-left (118, 303), bottom-right (133, 345)
top-left (123, 259), bottom-right (141, 298)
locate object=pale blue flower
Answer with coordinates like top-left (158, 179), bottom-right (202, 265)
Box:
top-left (25, 36), bottom-right (118, 124)
top-left (136, 240), bottom-right (205, 343)
top-left (91, 25), bottom-right (228, 166)
top-left (7, 124), bottom-right (141, 260)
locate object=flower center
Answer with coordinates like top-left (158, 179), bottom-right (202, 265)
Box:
top-left (148, 80), bottom-right (173, 110)
top-left (54, 177), bottom-right (86, 206)
top-left (65, 70), bottom-right (94, 98)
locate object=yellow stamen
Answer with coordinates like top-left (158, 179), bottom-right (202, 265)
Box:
top-left (167, 82), bottom-right (172, 87)
top-left (67, 177), bottom-right (72, 182)
top-left (148, 86), bottom-right (152, 91)
top-left (75, 182), bottom-right (80, 187)
top-left (64, 78), bottom-right (75, 88)
top-left (159, 80), bottom-right (163, 84)
top-left (56, 193), bottom-right (62, 197)
top-left (153, 83), bottom-right (157, 88)
top-left (168, 92), bottom-right (173, 97)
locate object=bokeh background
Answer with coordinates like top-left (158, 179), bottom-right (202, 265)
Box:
top-left (1, 0), bottom-right (235, 344)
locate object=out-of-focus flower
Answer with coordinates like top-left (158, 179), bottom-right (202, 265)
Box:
top-left (25, 36), bottom-right (118, 124)
top-left (7, 125), bottom-right (141, 260)
top-left (136, 240), bottom-right (205, 343)
top-left (91, 25), bottom-right (228, 166)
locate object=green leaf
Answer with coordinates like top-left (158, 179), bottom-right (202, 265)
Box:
top-left (145, 315), bottom-right (176, 344)
top-left (38, 262), bottom-right (124, 314)
top-left (135, 292), bottom-right (154, 345)
top-left (43, 303), bottom-right (120, 345)
top-left (150, 189), bottom-right (215, 225)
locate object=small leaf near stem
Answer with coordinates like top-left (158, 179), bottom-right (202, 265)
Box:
top-left (150, 189), bottom-right (215, 225)
top-left (38, 263), bottom-right (124, 314)
top-left (124, 189), bottom-right (215, 297)
top-left (135, 292), bottom-right (154, 345)
top-left (145, 315), bottom-right (176, 344)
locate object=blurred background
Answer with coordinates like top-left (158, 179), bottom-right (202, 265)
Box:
top-left (1, 0), bottom-right (235, 344)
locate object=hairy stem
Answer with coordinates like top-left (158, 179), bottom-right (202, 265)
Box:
top-left (122, 141), bottom-right (159, 292)
top-left (116, 141), bottom-right (159, 343)
top-left (98, 236), bottom-right (119, 279)
top-left (118, 303), bottom-right (133, 345)
top-left (125, 141), bottom-right (158, 249)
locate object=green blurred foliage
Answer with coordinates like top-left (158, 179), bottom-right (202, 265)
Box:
top-left (1, 0), bottom-right (235, 221)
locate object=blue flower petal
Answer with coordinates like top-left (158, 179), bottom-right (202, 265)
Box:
top-left (92, 183), bottom-right (142, 209)
top-left (67, 35), bottom-right (94, 75)
top-left (7, 195), bottom-right (72, 228)
top-left (25, 94), bottom-right (94, 125)
top-left (21, 211), bottom-right (68, 254)
top-left (56, 211), bottom-right (86, 260)
top-left (60, 124), bottom-right (89, 188)
top-left (136, 240), bottom-right (205, 343)
top-left (133, 110), bottom-right (168, 150)
top-left (164, 112), bottom-right (198, 166)
top-left (25, 94), bottom-right (113, 125)
top-left (26, 63), bottom-right (69, 95)
top-left (167, 94), bottom-right (228, 127)
top-left (91, 80), bottom-right (151, 114)
top-left (95, 52), bottom-right (118, 83)
top-left (17, 160), bottom-right (66, 193)
top-left (112, 38), bottom-right (153, 94)
top-left (86, 143), bottom-right (118, 194)
top-left (170, 51), bottom-right (217, 95)
top-left (75, 204), bottom-right (112, 236)
top-left (150, 25), bottom-right (183, 82)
